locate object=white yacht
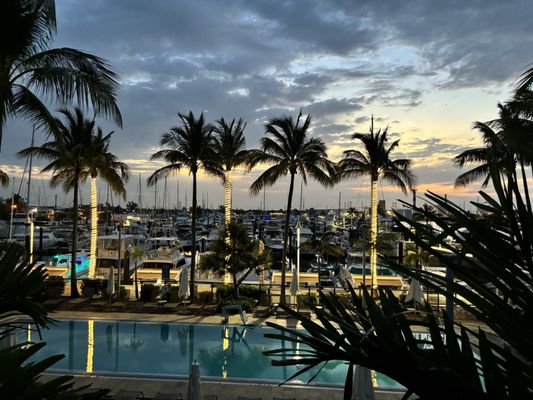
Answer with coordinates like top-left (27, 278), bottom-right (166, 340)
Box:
top-left (136, 236), bottom-right (187, 282)
top-left (9, 230), bottom-right (59, 250)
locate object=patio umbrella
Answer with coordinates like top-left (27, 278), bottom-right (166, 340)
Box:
top-left (107, 266), bottom-right (115, 298)
top-left (186, 361), bottom-right (203, 400)
top-left (405, 279), bottom-right (424, 305)
top-left (339, 265), bottom-right (355, 289)
top-left (353, 365), bottom-right (375, 400)
top-left (178, 267), bottom-right (190, 299)
top-left (289, 265), bottom-right (299, 304)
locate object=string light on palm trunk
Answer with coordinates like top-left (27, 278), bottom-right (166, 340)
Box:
top-left (370, 178), bottom-right (378, 289)
top-left (224, 171), bottom-right (232, 284)
top-left (86, 320), bottom-right (94, 373)
top-left (89, 177), bottom-right (97, 278)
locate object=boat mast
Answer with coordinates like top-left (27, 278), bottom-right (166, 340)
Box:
top-left (299, 180), bottom-right (303, 212)
top-left (163, 176), bottom-right (168, 210)
top-left (25, 127), bottom-right (35, 235)
top-left (138, 173), bottom-right (143, 221)
top-left (176, 178), bottom-right (180, 209)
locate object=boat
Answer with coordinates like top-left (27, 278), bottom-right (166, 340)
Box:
top-left (135, 236), bottom-right (188, 282)
top-left (48, 252), bottom-right (90, 278)
top-left (9, 229), bottom-right (60, 250)
top-left (95, 234), bottom-right (136, 281)
top-left (345, 251), bottom-right (404, 289)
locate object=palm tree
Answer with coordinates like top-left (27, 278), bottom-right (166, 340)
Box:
top-left (19, 108), bottom-right (95, 297)
top-left (213, 118), bottom-right (250, 283)
top-left (130, 245), bottom-right (145, 299)
top-left (248, 111), bottom-right (335, 304)
top-left (199, 222), bottom-right (271, 298)
top-left (338, 124), bottom-right (415, 288)
top-left (80, 127), bottom-right (128, 279)
top-left (302, 231), bottom-right (343, 292)
top-left (454, 104), bottom-right (526, 210)
top-left (148, 111), bottom-right (219, 299)
top-left (516, 65), bottom-right (533, 94)
top-left (0, 0), bottom-right (121, 151)
top-left (0, 171), bottom-right (8, 187)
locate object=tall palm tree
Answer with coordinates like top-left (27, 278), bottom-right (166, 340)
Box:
top-left (148, 111), bottom-right (219, 299)
top-left (213, 118), bottom-right (250, 283)
top-left (338, 124), bottom-right (415, 288)
top-left (80, 127), bottom-right (128, 279)
top-left (454, 104), bottom-right (526, 211)
top-left (516, 65), bottom-right (533, 94)
top-left (18, 108), bottom-right (96, 297)
top-left (0, 171), bottom-right (8, 187)
top-left (0, 0), bottom-right (121, 152)
top-left (302, 231), bottom-right (343, 292)
top-left (248, 111), bottom-right (335, 304)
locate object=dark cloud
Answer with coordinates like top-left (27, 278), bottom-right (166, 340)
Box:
top-left (1, 0), bottom-right (531, 208)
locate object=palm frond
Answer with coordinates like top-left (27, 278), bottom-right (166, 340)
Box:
top-left (250, 162), bottom-right (289, 195)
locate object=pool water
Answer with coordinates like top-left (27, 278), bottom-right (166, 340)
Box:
top-left (22, 319), bottom-right (401, 388)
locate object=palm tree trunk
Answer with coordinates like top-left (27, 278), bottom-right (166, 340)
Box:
top-left (280, 172), bottom-right (295, 305)
top-left (224, 169), bottom-right (232, 284)
top-left (70, 177), bottom-right (80, 298)
top-left (89, 175), bottom-right (97, 278)
top-left (369, 177), bottom-right (378, 289)
top-left (190, 170), bottom-right (197, 299)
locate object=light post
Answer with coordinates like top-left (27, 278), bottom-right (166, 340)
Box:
top-left (116, 221), bottom-right (122, 294)
top-left (9, 204), bottom-right (16, 241)
top-left (26, 208), bottom-right (37, 264)
top-left (8, 178), bottom-right (15, 240)
top-left (296, 218), bottom-right (301, 277)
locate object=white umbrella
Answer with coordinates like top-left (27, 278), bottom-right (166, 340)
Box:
top-left (290, 266), bottom-right (299, 296)
top-left (289, 266), bottom-right (299, 306)
top-left (405, 279), bottom-right (424, 304)
top-left (186, 361), bottom-right (203, 400)
top-left (353, 365), bottom-right (375, 400)
top-left (107, 266), bottom-right (115, 298)
top-left (178, 267), bottom-right (190, 299)
top-left (339, 266), bottom-right (355, 289)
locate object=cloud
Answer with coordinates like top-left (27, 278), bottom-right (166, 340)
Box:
top-left (1, 0), bottom-right (531, 208)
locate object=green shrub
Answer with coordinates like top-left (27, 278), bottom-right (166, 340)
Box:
top-left (169, 285), bottom-right (180, 302)
top-left (297, 293), bottom-right (317, 308)
top-left (80, 278), bottom-right (107, 298)
top-left (36, 276), bottom-right (65, 300)
top-left (216, 284), bottom-right (265, 301)
top-left (140, 283), bottom-right (156, 301)
top-left (220, 295), bottom-right (257, 312)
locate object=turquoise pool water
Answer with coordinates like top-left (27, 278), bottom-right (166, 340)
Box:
top-left (23, 319), bottom-right (401, 388)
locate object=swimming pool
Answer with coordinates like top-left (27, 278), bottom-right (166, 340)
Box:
top-left (23, 319), bottom-right (401, 388)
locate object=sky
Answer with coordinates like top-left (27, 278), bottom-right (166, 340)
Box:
top-left (1, 0), bottom-right (532, 211)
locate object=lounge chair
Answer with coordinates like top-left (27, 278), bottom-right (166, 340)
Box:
top-left (114, 389), bottom-right (144, 399)
top-left (153, 392), bottom-right (182, 400)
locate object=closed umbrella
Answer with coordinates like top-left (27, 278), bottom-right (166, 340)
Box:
top-left (405, 279), bottom-right (424, 305)
top-left (107, 266), bottom-right (115, 299)
top-left (186, 361), bottom-right (203, 400)
top-left (178, 267), bottom-right (190, 299)
top-left (339, 265), bottom-right (355, 289)
top-left (353, 365), bottom-right (375, 400)
top-left (289, 265), bottom-right (299, 300)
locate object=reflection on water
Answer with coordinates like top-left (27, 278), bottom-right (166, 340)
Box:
top-left (19, 320), bottom-right (401, 388)
top-left (86, 320), bottom-right (94, 373)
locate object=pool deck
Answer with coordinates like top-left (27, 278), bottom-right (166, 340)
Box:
top-left (42, 372), bottom-right (405, 400)
top-left (50, 309), bottom-right (489, 333)
top-left (50, 309), bottom-right (302, 327)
